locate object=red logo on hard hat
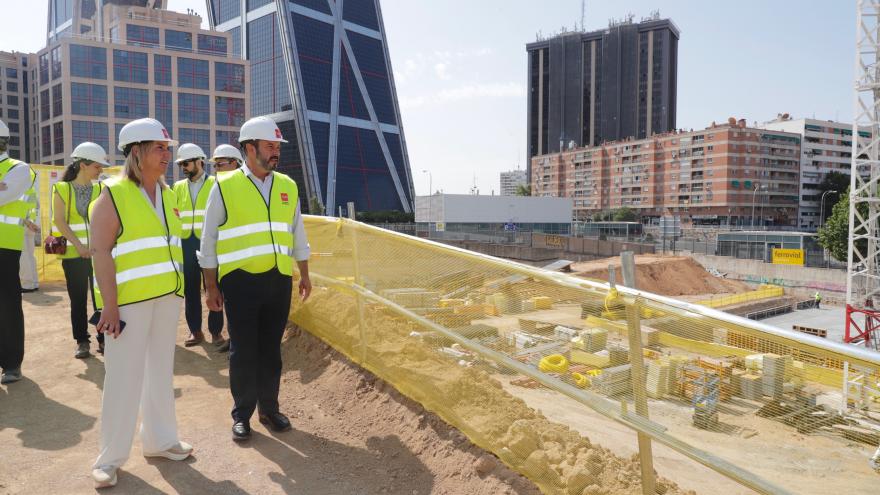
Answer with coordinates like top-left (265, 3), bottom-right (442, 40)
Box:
top-left (275, 128), bottom-right (283, 139)
top-left (162, 129), bottom-right (170, 139)
top-left (280, 193), bottom-right (289, 205)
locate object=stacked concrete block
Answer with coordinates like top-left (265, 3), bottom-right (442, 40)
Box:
top-left (762, 353), bottom-right (790, 399)
top-left (593, 364), bottom-right (632, 396)
top-left (740, 374), bottom-right (763, 400)
top-left (646, 360), bottom-right (670, 398)
top-left (608, 346), bottom-right (629, 367)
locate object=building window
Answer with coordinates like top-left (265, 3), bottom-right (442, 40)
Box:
top-left (198, 34), bottom-right (227, 56)
top-left (6, 67), bottom-right (17, 78)
top-left (178, 93), bottom-right (210, 124)
top-left (53, 122), bottom-right (64, 154)
top-left (247, 0), bottom-right (272, 10)
top-left (248, 13), bottom-right (290, 115)
top-left (6, 81), bottom-right (17, 92)
top-left (71, 82), bottom-right (108, 116)
top-left (215, 129), bottom-right (238, 148)
top-left (52, 84), bottom-right (62, 117)
top-left (155, 90), bottom-right (173, 134)
top-left (40, 89), bottom-right (50, 120)
top-left (7, 109), bottom-right (17, 120)
top-left (215, 62), bottom-right (245, 92)
top-left (109, 26), bottom-right (119, 43)
top-left (70, 44), bottom-right (107, 79)
top-left (165, 30), bottom-right (193, 52)
top-left (6, 95), bottom-right (17, 106)
top-left (154, 54), bottom-right (171, 86)
top-left (177, 58), bottom-right (209, 89)
top-left (113, 49), bottom-right (149, 83)
top-left (114, 87), bottom-right (149, 119)
top-left (41, 125), bottom-right (51, 157)
top-left (213, 0), bottom-right (241, 24)
top-left (215, 96), bottom-right (245, 126)
top-left (72, 120), bottom-right (110, 152)
top-left (229, 26), bottom-right (241, 58)
top-left (126, 24), bottom-right (159, 47)
top-left (51, 46), bottom-right (63, 80)
top-left (178, 128), bottom-right (211, 156)
top-left (39, 53), bottom-right (49, 85)
top-left (8, 123), bottom-right (18, 133)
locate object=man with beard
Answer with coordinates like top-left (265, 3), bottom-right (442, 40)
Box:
top-left (198, 116), bottom-right (311, 441)
top-left (172, 144), bottom-right (225, 348)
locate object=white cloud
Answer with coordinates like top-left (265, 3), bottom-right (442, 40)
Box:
top-left (434, 62), bottom-right (451, 80)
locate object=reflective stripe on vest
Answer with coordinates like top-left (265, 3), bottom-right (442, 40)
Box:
top-left (173, 176), bottom-right (214, 240)
top-left (51, 181), bottom-right (101, 259)
top-left (215, 169), bottom-right (298, 282)
top-left (92, 177), bottom-right (184, 309)
top-left (0, 158), bottom-right (34, 251)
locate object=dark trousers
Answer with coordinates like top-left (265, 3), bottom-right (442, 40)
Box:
top-left (0, 247), bottom-right (24, 371)
top-left (183, 235), bottom-right (223, 336)
top-left (61, 257), bottom-right (103, 344)
top-left (221, 268), bottom-right (292, 422)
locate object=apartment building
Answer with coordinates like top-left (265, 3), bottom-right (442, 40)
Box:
top-left (0, 52), bottom-right (31, 160)
top-left (499, 169), bottom-right (528, 196)
top-left (531, 118), bottom-right (801, 227)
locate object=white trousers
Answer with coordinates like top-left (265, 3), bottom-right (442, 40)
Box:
top-left (93, 294), bottom-right (183, 469)
top-left (19, 230), bottom-right (37, 290)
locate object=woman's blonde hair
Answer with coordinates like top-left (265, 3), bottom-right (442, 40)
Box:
top-left (122, 141), bottom-right (167, 188)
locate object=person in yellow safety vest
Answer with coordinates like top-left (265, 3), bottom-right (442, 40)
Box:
top-left (199, 115), bottom-right (312, 442)
top-left (0, 118), bottom-right (35, 385)
top-left (172, 143), bottom-right (226, 349)
top-left (19, 172), bottom-right (39, 293)
top-left (52, 142), bottom-right (110, 359)
top-left (88, 118), bottom-right (192, 488)
top-left (814, 292), bottom-right (822, 310)
top-left (211, 143), bottom-right (244, 173)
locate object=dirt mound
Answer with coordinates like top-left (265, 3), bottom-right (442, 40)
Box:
top-left (571, 255), bottom-right (748, 296)
top-left (279, 326), bottom-right (541, 495)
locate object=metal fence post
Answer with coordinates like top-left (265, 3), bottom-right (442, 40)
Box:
top-left (620, 252), bottom-right (656, 495)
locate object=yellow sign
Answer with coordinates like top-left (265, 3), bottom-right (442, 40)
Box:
top-left (772, 248), bottom-right (804, 265)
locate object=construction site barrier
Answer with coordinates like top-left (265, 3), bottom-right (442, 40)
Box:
top-left (292, 217), bottom-right (880, 495)
top-left (695, 285), bottom-right (785, 309)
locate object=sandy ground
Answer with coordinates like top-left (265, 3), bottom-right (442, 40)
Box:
top-left (570, 255), bottom-right (749, 296)
top-left (0, 283), bottom-right (540, 495)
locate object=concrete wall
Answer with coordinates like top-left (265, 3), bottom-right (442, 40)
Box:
top-left (436, 237), bottom-right (654, 263)
top-left (690, 253), bottom-right (850, 304)
top-left (414, 194), bottom-right (572, 223)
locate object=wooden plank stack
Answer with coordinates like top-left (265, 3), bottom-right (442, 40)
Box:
top-left (592, 364), bottom-right (632, 396)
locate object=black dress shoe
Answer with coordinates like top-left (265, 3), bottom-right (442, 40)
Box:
top-left (20, 288), bottom-right (38, 293)
top-left (232, 421), bottom-right (251, 441)
top-left (259, 412), bottom-right (292, 432)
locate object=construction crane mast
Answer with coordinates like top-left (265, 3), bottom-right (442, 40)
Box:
top-left (847, 0), bottom-right (880, 349)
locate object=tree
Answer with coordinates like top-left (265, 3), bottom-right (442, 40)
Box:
top-left (612, 207), bottom-right (638, 222)
top-left (308, 196), bottom-right (325, 215)
top-left (816, 171), bottom-right (849, 223)
top-left (515, 184), bottom-right (531, 196)
top-left (817, 189), bottom-right (865, 262)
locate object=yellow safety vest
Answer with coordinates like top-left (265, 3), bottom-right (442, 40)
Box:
top-left (51, 181), bottom-right (101, 259)
top-left (0, 157), bottom-right (35, 251)
top-left (215, 169), bottom-right (297, 282)
top-left (172, 175), bottom-right (215, 240)
top-left (92, 177), bottom-right (184, 309)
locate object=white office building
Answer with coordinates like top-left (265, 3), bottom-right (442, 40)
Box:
top-left (499, 169), bottom-right (528, 196)
top-left (760, 115), bottom-right (863, 230)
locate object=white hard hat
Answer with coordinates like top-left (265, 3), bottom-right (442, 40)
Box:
top-left (117, 118), bottom-right (177, 152)
top-left (71, 142), bottom-right (111, 166)
top-left (211, 144), bottom-right (244, 163)
top-left (238, 116), bottom-right (288, 143)
top-left (0, 119), bottom-right (8, 138)
top-left (175, 143), bottom-right (207, 164)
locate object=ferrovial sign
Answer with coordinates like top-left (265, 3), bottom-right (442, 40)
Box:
top-left (771, 248), bottom-right (804, 266)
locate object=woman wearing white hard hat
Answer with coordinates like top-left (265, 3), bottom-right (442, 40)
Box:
top-left (51, 142), bottom-right (110, 359)
top-left (211, 143), bottom-right (244, 172)
top-left (89, 118), bottom-right (192, 488)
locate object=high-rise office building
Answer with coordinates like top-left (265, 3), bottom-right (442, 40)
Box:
top-left (206, 0), bottom-right (414, 213)
top-left (0, 52), bottom-right (31, 160)
top-left (526, 16), bottom-right (679, 171)
top-left (29, 1), bottom-right (249, 183)
top-left (499, 169), bottom-right (527, 196)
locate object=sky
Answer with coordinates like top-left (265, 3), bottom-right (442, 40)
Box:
top-left (0, 1), bottom-right (857, 196)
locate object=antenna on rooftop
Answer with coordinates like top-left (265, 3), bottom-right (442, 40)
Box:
top-left (581, 0), bottom-right (586, 31)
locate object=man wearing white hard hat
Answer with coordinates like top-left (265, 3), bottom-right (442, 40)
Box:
top-left (0, 118), bottom-right (35, 385)
top-left (199, 115), bottom-right (311, 441)
top-left (172, 143), bottom-right (225, 349)
top-left (51, 141), bottom-right (110, 359)
top-left (211, 144), bottom-right (244, 172)
top-left (89, 118), bottom-right (192, 488)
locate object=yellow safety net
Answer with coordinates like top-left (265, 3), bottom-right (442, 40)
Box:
top-left (292, 217), bottom-right (880, 495)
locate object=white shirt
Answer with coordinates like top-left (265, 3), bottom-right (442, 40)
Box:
top-left (0, 153), bottom-right (33, 207)
top-left (186, 171), bottom-right (207, 205)
top-left (138, 182), bottom-right (167, 229)
top-left (198, 164), bottom-right (310, 268)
